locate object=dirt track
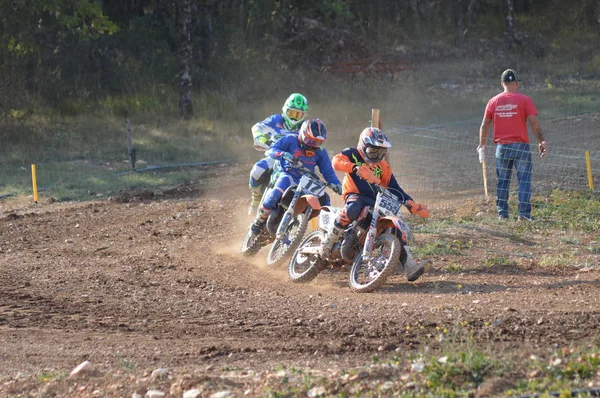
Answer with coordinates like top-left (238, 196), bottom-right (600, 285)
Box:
top-left (1, 163), bottom-right (599, 396)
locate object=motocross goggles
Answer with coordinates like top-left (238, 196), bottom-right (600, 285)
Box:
top-left (302, 136), bottom-right (325, 149)
top-left (285, 108), bottom-right (306, 121)
top-left (300, 140), bottom-right (322, 157)
top-left (365, 145), bottom-right (387, 160)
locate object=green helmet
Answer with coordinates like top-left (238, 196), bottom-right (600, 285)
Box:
top-left (282, 93), bottom-right (309, 131)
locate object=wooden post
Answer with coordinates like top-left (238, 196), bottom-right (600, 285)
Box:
top-left (482, 160), bottom-right (489, 201)
top-left (585, 151), bottom-right (594, 190)
top-left (31, 164), bottom-right (39, 204)
top-left (126, 119), bottom-right (136, 170)
top-left (371, 109), bottom-right (381, 129)
top-left (371, 109), bottom-right (389, 163)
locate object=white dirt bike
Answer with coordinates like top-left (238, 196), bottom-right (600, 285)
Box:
top-left (289, 185), bottom-right (422, 292)
top-left (241, 166), bottom-right (338, 269)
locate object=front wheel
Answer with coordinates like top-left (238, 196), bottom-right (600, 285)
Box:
top-left (241, 227), bottom-right (262, 257)
top-left (266, 212), bottom-right (309, 268)
top-left (349, 233), bottom-right (400, 293)
top-left (288, 231), bottom-right (326, 283)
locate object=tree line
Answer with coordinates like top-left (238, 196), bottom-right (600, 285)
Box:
top-left (1, 0), bottom-right (598, 119)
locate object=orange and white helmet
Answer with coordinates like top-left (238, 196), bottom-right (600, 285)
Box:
top-left (357, 127), bottom-right (391, 163)
top-left (298, 118), bottom-right (327, 157)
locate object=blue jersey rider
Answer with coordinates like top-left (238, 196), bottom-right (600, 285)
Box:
top-left (248, 93), bottom-right (309, 214)
top-left (250, 118), bottom-right (343, 235)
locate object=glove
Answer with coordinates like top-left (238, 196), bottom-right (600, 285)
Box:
top-left (538, 141), bottom-right (547, 158)
top-left (290, 158), bottom-right (303, 168)
top-left (257, 135), bottom-right (269, 145)
top-left (253, 135), bottom-right (271, 151)
top-left (282, 152), bottom-right (294, 162)
top-left (406, 200), bottom-right (430, 218)
top-left (477, 145), bottom-right (485, 163)
top-left (331, 183), bottom-right (343, 195)
top-left (354, 165), bottom-right (381, 184)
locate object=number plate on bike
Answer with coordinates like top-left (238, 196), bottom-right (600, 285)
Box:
top-left (379, 190), bottom-right (401, 215)
top-left (299, 174), bottom-right (326, 197)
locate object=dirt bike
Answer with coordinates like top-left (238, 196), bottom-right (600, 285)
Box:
top-left (241, 165), bottom-right (337, 268)
top-left (287, 205), bottom-right (347, 283)
top-left (289, 185), bottom-right (418, 292)
top-left (241, 167), bottom-right (276, 255)
top-left (264, 166), bottom-right (339, 268)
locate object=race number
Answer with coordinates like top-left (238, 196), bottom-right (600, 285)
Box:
top-left (378, 190), bottom-right (401, 215)
top-left (298, 174), bottom-right (326, 197)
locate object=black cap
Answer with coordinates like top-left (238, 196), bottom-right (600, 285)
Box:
top-left (501, 69), bottom-right (520, 83)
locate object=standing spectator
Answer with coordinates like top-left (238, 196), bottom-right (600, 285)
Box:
top-left (478, 69), bottom-right (547, 221)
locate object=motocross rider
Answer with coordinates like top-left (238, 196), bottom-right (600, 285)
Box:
top-left (320, 127), bottom-right (430, 282)
top-left (248, 93), bottom-right (309, 215)
top-left (250, 118), bottom-right (343, 235)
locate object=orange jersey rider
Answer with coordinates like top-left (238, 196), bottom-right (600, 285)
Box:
top-left (320, 127), bottom-right (430, 281)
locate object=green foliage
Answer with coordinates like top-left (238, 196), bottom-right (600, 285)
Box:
top-left (0, 110), bottom-right (237, 200)
top-left (413, 239), bottom-right (464, 257)
top-left (535, 190), bottom-right (600, 233)
top-left (2, 0), bottom-right (599, 118)
top-left (485, 256), bottom-right (513, 267)
top-left (444, 263), bottom-right (465, 273)
top-left (36, 370), bottom-right (67, 382)
top-left (0, 0), bottom-right (117, 56)
top-left (117, 355), bottom-right (136, 371)
top-left (221, 365), bottom-right (243, 372)
top-left (425, 350), bottom-right (492, 389)
top-left (537, 251), bottom-right (579, 269)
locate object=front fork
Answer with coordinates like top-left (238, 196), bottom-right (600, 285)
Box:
top-left (361, 211), bottom-right (379, 262)
top-left (275, 190), bottom-right (301, 240)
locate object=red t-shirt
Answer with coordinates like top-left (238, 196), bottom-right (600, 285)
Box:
top-left (484, 92), bottom-right (537, 144)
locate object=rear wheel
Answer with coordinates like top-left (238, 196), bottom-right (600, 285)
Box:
top-left (288, 231), bottom-right (326, 283)
top-left (349, 233), bottom-right (400, 293)
top-left (266, 212), bottom-right (309, 268)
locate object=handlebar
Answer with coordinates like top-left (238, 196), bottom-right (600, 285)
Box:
top-left (373, 184), bottom-right (410, 208)
top-left (294, 165), bottom-right (340, 194)
top-left (374, 184), bottom-right (385, 194)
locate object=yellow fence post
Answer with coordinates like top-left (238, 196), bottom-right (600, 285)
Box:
top-left (585, 151), bottom-right (594, 191)
top-left (31, 164), bottom-right (39, 204)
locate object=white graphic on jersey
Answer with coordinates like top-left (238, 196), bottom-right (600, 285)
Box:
top-left (496, 103), bottom-right (518, 118)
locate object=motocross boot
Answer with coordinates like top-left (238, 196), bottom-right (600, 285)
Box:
top-left (403, 246), bottom-right (425, 282)
top-left (248, 187), bottom-right (262, 216)
top-left (250, 207), bottom-right (271, 235)
top-left (320, 222), bottom-right (343, 258)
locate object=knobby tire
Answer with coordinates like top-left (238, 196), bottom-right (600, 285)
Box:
top-left (349, 233), bottom-right (400, 293)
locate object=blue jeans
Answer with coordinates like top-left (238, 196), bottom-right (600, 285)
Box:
top-left (495, 143), bottom-right (532, 218)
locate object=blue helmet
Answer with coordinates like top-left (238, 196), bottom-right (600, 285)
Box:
top-left (298, 118), bottom-right (327, 157)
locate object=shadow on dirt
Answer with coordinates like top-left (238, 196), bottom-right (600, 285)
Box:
top-left (456, 225), bottom-right (537, 246)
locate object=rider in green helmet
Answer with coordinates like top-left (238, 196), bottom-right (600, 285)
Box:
top-left (281, 93), bottom-right (309, 131)
top-left (247, 93), bottom-right (309, 215)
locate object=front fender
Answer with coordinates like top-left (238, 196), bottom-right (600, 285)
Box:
top-left (294, 195), bottom-right (322, 218)
top-left (377, 216), bottom-right (408, 243)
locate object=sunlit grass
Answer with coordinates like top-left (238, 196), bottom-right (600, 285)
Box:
top-left (413, 239), bottom-right (465, 257)
top-left (252, 331), bottom-right (600, 397)
top-left (36, 370), bottom-right (67, 383)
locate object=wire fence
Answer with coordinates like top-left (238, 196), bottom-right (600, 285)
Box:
top-left (0, 120), bottom-right (233, 201)
top-left (0, 108), bottom-right (598, 208)
top-left (386, 110), bottom-right (600, 210)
